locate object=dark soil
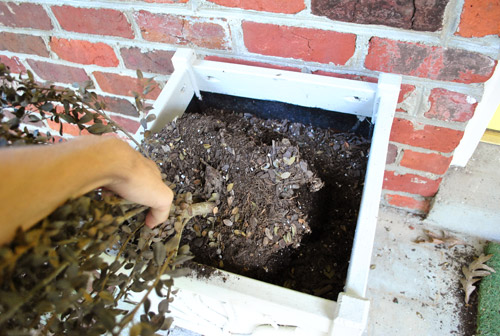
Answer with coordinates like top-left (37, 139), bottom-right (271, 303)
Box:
top-left (144, 101), bottom-right (370, 301)
top-left (443, 246), bottom-right (480, 335)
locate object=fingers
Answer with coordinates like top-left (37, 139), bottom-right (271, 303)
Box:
top-left (103, 145), bottom-right (174, 228)
top-left (145, 207), bottom-right (169, 228)
top-left (145, 188), bottom-right (173, 228)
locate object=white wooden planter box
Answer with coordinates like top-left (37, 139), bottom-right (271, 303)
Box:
top-left (129, 49), bottom-right (401, 336)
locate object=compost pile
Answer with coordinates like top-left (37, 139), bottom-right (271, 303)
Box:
top-left (144, 108), bottom-right (370, 300)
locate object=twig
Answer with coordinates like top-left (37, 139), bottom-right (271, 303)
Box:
top-left (0, 261), bottom-right (70, 325)
top-left (113, 250), bottom-right (176, 336)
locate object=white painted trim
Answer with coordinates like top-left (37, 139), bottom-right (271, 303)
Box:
top-left (345, 73), bottom-right (402, 298)
top-left (148, 66), bottom-right (195, 134)
top-left (191, 60), bottom-right (378, 117)
top-left (451, 63), bottom-right (500, 167)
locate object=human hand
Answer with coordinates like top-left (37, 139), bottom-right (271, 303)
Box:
top-left (102, 138), bottom-right (174, 228)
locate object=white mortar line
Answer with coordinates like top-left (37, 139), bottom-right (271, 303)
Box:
top-left (440, 0), bottom-right (463, 47)
top-left (190, 0), bottom-right (202, 13)
top-left (350, 35), bottom-right (371, 70)
top-left (393, 112), bottom-right (471, 131)
top-left (226, 18), bottom-right (245, 54)
top-left (389, 142), bottom-right (455, 157)
top-left (303, 0), bottom-right (312, 14)
top-left (383, 165), bottom-right (447, 180)
top-left (417, 87), bottom-right (432, 119)
top-left (40, 3), bottom-right (62, 32)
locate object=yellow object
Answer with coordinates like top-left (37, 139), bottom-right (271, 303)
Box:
top-left (487, 104), bottom-right (500, 131)
top-left (482, 104), bottom-right (500, 145)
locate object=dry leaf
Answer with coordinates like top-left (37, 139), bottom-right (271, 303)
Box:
top-left (280, 172), bottom-right (291, 179)
top-left (283, 156), bottom-right (296, 165)
top-left (414, 229), bottom-right (466, 248)
top-left (460, 254), bottom-right (495, 304)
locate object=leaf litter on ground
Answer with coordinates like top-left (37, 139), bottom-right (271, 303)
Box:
top-left (460, 253), bottom-right (495, 304)
top-left (414, 229), bottom-right (467, 248)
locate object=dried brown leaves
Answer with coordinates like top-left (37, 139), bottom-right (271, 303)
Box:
top-left (0, 65), bottom-right (215, 335)
top-left (414, 229), bottom-right (466, 248)
top-left (460, 254), bottom-right (495, 304)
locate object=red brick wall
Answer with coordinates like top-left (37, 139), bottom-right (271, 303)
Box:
top-left (0, 0), bottom-right (498, 214)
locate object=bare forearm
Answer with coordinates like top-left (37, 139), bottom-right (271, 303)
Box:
top-left (0, 136), bottom-right (173, 245)
top-left (0, 137), bottom-right (122, 244)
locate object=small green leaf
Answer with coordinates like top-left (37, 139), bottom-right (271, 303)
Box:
top-left (78, 112), bottom-right (93, 124)
top-left (153, 242), bottom-right (167, 266)
top-left (28, 114), bottom-right (41, 122)
top-left (40, 102), bottom-right (54, 112)
top-left (154, 282), bottom-right (163, 297)
top-left (27, 69), bottom-right (34, 82)
top-left (98, 290), bottom-right (114, 304)
top-left (87, 123), bottom-right (113, 135)
top-left (59, 113), bottom-right (77, 124)
top-left (161, 317), bottom-right (174, 330)
top-left (136, 69), bottom-right (144, 79)
top-left (158, 299), bottom-right (169, 315)
top-left (144, 298), bottom-right (151, 315)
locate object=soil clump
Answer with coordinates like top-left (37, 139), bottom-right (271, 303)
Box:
top-left (144, 108), bottom-right (370, 300)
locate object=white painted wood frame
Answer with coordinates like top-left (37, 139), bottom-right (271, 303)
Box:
top-left (137, 48), bottom-right (401, 335)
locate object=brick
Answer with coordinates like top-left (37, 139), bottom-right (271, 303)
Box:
top-left (27, 59), bottom-right (90, 84)
top-left (109, 115), bottom-right (141, 134)
top-left (242, 21), bottom-right (356, 65)
top-left (134, 11), bottom-right (230, 50)
top-left (99, 96), bottom-right (139, 117)
top-left (143, 0), bottom-right (189, 2)
top-left (0, 55), bottom-right (26, 73)
top-left (52, 6), bottom-right (134, 39)
top-left (93, 72), bottom-right (161, 100)
top-left (389, 118), bottom-right (464, 153)
top-left (383, 170), bottom-right (442, 197)
top-left (0, 2), bottom-right (52, 30)
top-left (385, 194), bottom-right (431, 213)
top-left (204, 56), bottom-right (301, 72)
top-left (311, 0), bottom-right (447, 32)
top-left (425, 88), bottom-right (477, 122)
top-left (412, 0), bottom-right (449, 31)
top-left (207, 0), bottom-right (305, 14)
top-left (386, 143), bottom-right (398, 164)
top-left (398, 84), bottom-right (416, 104)
top-left (0, 32), bottom-right (49, 57)
top-left (397, 84), bottom-right (416, 113)
top-left (457, 0), bottom-right (500, 37)
top-left (50, 38), bottom-right (119, 67)
top-left (121, 48), bottom-right (174, 75)
top-left (365, 37), bottom-right (496, 84)
top-left (400, 150), bottom-right (453, 175)
top-left (46, 119), bottom-right (90, 137)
